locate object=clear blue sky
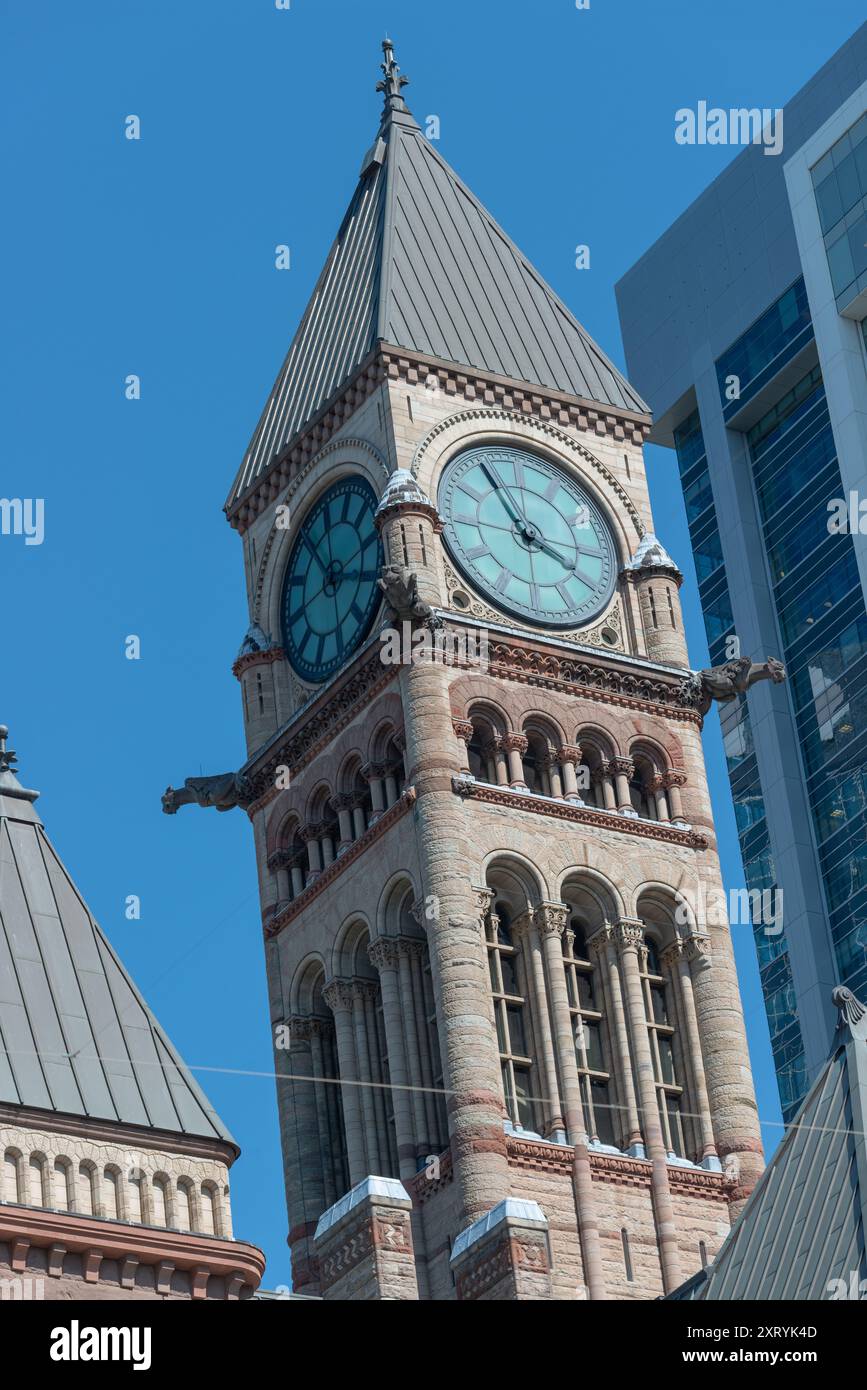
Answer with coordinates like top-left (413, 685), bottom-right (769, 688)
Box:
top-left (4, 1), bottom-right (864, 1288)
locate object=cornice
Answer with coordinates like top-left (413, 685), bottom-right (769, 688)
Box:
top-left (505, 1138), bottom-right (729, 1200)
top-left (226, 345), bottom-right (651, 534)
top-left (452, 779), bottom-right (708, 850)
top-left (264, 789), bottom-right (416, 938)
top-left (0, 1104), bottom-right (239, 1167)
top-left (232, 645), bottom-right (286, 680)
top-left (0, 1202), bottom-right (265, 1293)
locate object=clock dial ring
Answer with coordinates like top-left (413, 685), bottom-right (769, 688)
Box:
top-left (281, 476), bottom-right (383, 683)
top-left (438, 445), bottom-right (617, 628)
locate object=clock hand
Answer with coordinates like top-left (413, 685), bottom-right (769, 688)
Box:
top-left (479, 462), bottom-right (530, 530)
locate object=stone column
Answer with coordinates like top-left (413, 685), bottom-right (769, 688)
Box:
top-left (613, 757), bottom-right (636, 815)
top-left (558, 744), bottom-right (583, 803)
top-left (281, 1017), bottom-right (325, 1294)
top-left (383, 767), bottom-right (400, 808)
top-left (393, 651), bottom-right (511, 1232)
top-left (289, 854), bottom-right (305, 898)
top-left (309, 1019), bottom-right (338, 1208)
top-left (323, 979), bottom-right (366, 1185)
top-left (683, 921), bottom-right (763, 1210)
top-left (350, 981), bottom-right (382, 1174)
top-left (319, 823), bottom-right (335, 868)
top-left (589, 926), bottom-right (643, 1153)
top-left (452, 718), bottom-right (474, 775)
top-left (368, 940), bottom-right (416, 1179)
top-left (614, 921), bottom-right (681, 1293)
top-left (301, 825), bottom-right (322, 882)
top-left (652, 774), bottom-right (670, 822)
top-left (407, 939), bottom-right (440, 1152)
top-left (484, 735), bottom-right (510, 786)
top-left (545, 755), bottom-right (564, 800)
top-left (362, 985), bottom-right (391, 1171)
top-left (350, 793), bottom-right (367, 840)
top-left (595, 762), bottom-right (618, 811)
top-left (361, 763), bottom-right (386, 823)
top-left (664, 769), bottom-right (688, 824)
top-left (315, 1177), bottom-right (419, 1301)
top-left (514, 912), bottom-right (565, 1142)
top-left (330, 794), bottom-right (354, 853)
top-left (537, 903), bottom-right (607, 1302)
top-left (396, 940), bottom-right (431, 1157)
top-left (502, 733), bottom-right (529, 789)
top-left (662, 940), bottom-right (719, 1170)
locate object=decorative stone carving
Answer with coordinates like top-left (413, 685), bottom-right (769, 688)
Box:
top-left (162, 771), bottom-right (252, 815)
top-left (534, 903), bottom-right (569, 936)
top-left (682, 655), bottom-right (787, 717)
top-left (377, 563), bottom-right (434, 623)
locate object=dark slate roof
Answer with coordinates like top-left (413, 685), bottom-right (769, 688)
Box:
top-left (228, 46), bottom-right (648, 508)
top-left (0, 728), bottom-right (235, 1147)
top-left (668, 987), bottom-right (867, 1301)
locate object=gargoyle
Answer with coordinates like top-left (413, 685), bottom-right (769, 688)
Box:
top-left (377, 563), bottom-right (435, 623)
top-left (695, 655), bottom-right (786, 716)
top-left (162, 771), bottom-right (252, 815)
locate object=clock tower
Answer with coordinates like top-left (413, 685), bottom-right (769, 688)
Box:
top-left (173, 40), bottom-right (766, 1300)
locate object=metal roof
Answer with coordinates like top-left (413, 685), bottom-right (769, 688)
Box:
top-left (228, 42), bottom-right (648, 508)
top-left (669, 987), bottom-right (867, 1300)
top-left (0, 727), bottom-right (235, 1147)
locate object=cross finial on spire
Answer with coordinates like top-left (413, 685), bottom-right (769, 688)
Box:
top-left (376, 36), bottom-right (409, 113)
top-left (0, 725), bottom-right (16, 774)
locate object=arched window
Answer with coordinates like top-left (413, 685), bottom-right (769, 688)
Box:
top-left (485, 907), bottom-right (536, 1132)
top-left (28, 1153), bottom-right (47, 1207)
top-left (176, 1179), bottom-right (194, 1232)
top-left (200, 1183), bottom-right (217, 1235)
top-left (522, 732), bottom-right (549, 795)
top-left (640, 935), bottom-right (686, 1157)
top-left (53, 1158), bottom-right (72, 1212)
top-left (563, 918), bottom-right (616, 1146)
top-left (151, 1175), bottom-right (169, 1227)
top-left (103, 1167), bottom-right (121, 1220)
top-left (77, 1162), bottom-right (97, 1216)
top-left (3, 1149), bottom-right (22, 1204)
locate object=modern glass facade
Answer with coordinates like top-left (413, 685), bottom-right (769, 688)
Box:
top-left (675, 279), bottom-right (867, 1119)
top-left (811, 112), bottom-right (867, 310)
top-left (673, 410), bottom-right (806, 1118)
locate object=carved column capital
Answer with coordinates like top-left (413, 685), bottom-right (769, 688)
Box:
top-left (452, 718), bottom-right (474, 743)
top-left (328, 792), bottom-right (354, 814)
top-left (613, 918), bottom-right (645, 952)
top-left (360, 761), bottom-right (390, 783)
top-left (612, 757), bottom-right (634, 778)
top-left (663, 769), bottom-right (688, 789)
top-left (267, 847), bottom-right (295, 871)
top-left (534, 902), bottom-right (569, 936)
top-left (350, 977), bottom-right (380, 1004)
top-left (500, 733), bottom-right (528, 755)
top-left (299, 822), bottom-right (322, 844)
top-left (322, 978), bottom-right (356, 1014)
top-left (557, 743), bottom-right (582, 765)
top-left (586, 924), bottom-right (614, 959)
top-left (286, 1015), bottom-right (315, 1044)
top-left (659, 940), bottom-right (684, 968)
top-left (368, 937), bottom-right (401, 972)
top-left (683, 934), bottom-right (712, 969)
top-left (473, 885), bottom-right (495, 929)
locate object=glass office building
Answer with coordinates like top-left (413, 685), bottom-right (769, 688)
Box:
top-left (617, 26), bottom-right (867, 1119)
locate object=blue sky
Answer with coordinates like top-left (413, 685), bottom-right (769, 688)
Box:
top-left (3, 1), bottom-right (864, 1288)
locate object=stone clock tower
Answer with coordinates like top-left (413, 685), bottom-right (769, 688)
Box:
top-left (167, 41), bottom-right (766, 1300)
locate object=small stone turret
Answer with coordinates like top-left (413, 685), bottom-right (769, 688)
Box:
top-left (624, 533), bottom-right (689, 667)
top-left (374, 469), bottom-right (444, 610)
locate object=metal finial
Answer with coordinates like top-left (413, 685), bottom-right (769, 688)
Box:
top-left (376, 37), bottom-right (409, 111)
top-left (0, 722), bottom-right (39, 804)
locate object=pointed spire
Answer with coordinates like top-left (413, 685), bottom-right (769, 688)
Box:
top-left (0, 724), bottom-right (39, 804)
top-left (376, 36), bottom-right (410, 115)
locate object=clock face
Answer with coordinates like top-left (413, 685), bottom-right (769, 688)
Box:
top-left (281, 476), bottom-right (383, 683)
top-left (438, 445), bottom-right (617, 628)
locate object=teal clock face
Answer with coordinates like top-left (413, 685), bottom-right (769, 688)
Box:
top-left (438, 445), bottom-right (617, 627)
top-left (281, 477), bottom-right (383, 683)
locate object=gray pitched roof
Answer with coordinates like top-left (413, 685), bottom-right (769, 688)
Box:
top-left (0, 727), bottom-right (235, 1148)
top-left (228, 47), bottom-right (648, 508)
top-left (669, 987), bottom-right (867, 1301)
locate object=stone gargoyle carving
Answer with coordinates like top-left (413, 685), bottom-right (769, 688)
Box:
top-left (377, 563), bottom-right (435, 624)
top-left (162, 771), bottom-right (252, 815)
top-left (685, 655), bottom-right (786, 716)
